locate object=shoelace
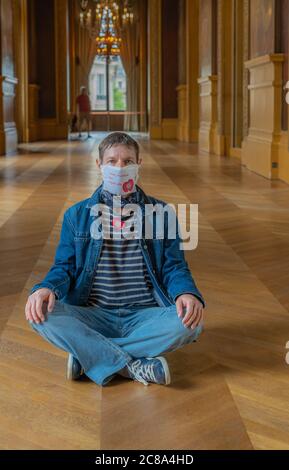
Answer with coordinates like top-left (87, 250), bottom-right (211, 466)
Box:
top-left (127, 359), bottom-right (157, 386)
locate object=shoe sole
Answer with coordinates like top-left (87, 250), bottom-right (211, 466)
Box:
top-left (147, 356), bottom-right (171, 385)
top-left (67, 354), bottom-right (83, 380)
top-left (67, 353), bottom-right (74, 380)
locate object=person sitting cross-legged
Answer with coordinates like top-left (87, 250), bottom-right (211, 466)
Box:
top-left (25, 132), bottom-right (205, 387)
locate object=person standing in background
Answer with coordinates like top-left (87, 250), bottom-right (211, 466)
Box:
top-left (76, 86), bottom-right (92, 139)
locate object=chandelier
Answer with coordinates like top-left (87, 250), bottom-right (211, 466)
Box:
top-left (79, 1), bottom-right (135, 57)
top-left (95, 5), bottom-right (122, 57)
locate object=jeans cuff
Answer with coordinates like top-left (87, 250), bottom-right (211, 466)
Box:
top-left (86, 357), bottom-right (131, 387)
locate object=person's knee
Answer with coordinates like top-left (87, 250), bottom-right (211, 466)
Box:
top-left (166, 305), bottom-right (204, 342)
top-left (48, 299), bottom-right (64, 314)
top-left (28, 318), bottom-right (46, 336)
top-left (28, 300), bottom-right (64, 331)
top-left (178, 319), bottom-right (203, 343)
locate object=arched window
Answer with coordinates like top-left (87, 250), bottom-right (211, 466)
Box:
top-left (89, 56), bottom-right (127, 111)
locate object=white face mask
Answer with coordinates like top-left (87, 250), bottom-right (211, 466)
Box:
top-left (100, 163), bottom-right (140, 196)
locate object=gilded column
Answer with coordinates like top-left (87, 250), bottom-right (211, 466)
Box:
top-left (185, 0), bottom-right (199, 142)
top-left (214, 0), bottom-right (233, 156)
top-left (56, 0), bottom-right (68, 132)
top-left (139, 0), bottom-right (148, 132)
top-left (0, 0), bottom-right (18, 154)
top-left (148, 0), bottom-right (162, 138)
top-left (176, 0), bottom-right (187, 141)
top-left (242, 0), bottom-right (249, 140)
top-left (198, 0), bottom-right (218, 153)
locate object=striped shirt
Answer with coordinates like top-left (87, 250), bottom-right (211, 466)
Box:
top-left (87, 200), bottom-right (158, 309)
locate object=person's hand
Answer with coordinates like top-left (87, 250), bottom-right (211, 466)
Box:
top-left (25, 288), bottom-right (56, 324)
top-left (175, 294), bottom-right (204, 330)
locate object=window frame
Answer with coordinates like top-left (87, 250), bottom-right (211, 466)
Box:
top-left (90, 56), bottom-right (127, 113)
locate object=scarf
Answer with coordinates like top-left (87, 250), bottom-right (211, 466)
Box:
top-left (100, 188), bottom-right (141, 220)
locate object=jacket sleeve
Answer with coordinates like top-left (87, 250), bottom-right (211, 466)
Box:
top-left (161, 207), bottom-right (206, 308)
top-left (29, 210), bottom-right (76, 300)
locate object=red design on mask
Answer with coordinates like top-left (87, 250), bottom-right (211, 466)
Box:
top-left (122, 179), bottom-right (134, 192)
top-left (112, 217), bottom-right (125, 229)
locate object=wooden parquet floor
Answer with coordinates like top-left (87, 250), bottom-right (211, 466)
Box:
top-left (0, 133), bottom-right (288, 449)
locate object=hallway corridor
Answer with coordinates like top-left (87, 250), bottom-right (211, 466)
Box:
top-left (0, 133), bottom-right (288, 449)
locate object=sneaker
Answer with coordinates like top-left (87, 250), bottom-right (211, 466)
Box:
top-left (125, 356), bottom-right (171, 386)
top-left (67, 353), bottom-right (84, 380)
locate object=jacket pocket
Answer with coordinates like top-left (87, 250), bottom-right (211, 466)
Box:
top-left (74, 236), bottom-right (91, 269)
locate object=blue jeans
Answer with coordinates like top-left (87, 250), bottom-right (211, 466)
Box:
top-left (29, 300), bottom-right (203, 386)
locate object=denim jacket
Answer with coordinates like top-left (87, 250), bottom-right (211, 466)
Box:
top-left (30, 183), bottom-right (205, 308)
